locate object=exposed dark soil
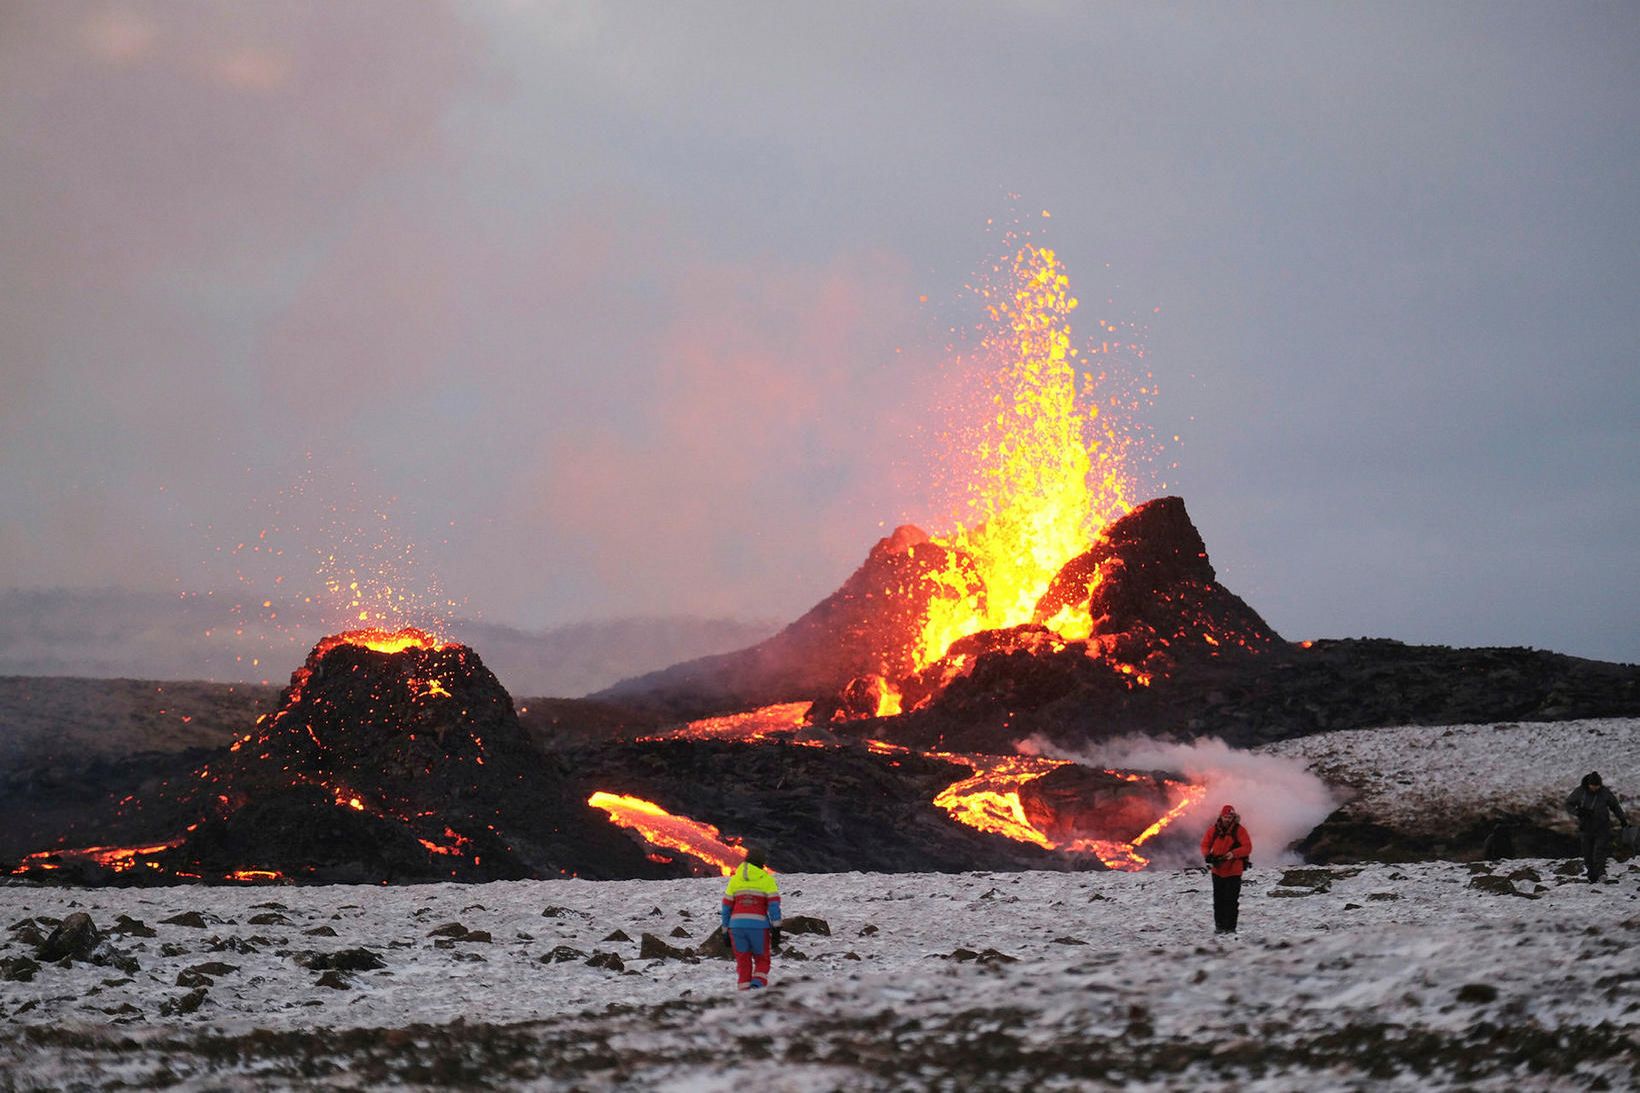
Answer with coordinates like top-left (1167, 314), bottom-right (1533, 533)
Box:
top-left (3, 1000), bottom-right (1631, 1090)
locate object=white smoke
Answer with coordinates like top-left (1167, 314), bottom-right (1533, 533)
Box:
top-left (1024, 735), bottom-right (1339, 870)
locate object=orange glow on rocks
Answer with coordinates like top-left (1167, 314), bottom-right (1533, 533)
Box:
top-left (641, 702), bottom-right (813, 744)
top-left (9, 839), bottom-right (184, 876)
top-left (930, 752), bottom-right (1202, 870)
top-left (587, 792), bottom-right (745, 875)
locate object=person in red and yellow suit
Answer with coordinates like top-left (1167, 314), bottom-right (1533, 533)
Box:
top-left (1201, 805), bottom-right (1252, 934)
top-left (721, 846), bottom-right (781, 990)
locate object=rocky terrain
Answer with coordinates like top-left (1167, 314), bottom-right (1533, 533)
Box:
top-left (1, 857), bottom-right (1635, 1089)
top-left (1267, 717), bottom-right (1640, 863)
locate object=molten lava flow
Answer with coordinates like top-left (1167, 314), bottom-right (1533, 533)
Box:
top-left (641, 702), bottom-right (813, 744)
top-left (930, 754), bottom-right (1071, 848)
top-left (1062, 780), bottom-right (1207, 871)
top-left (913, 244), bottom-right (1139, 668)
top-left (10, 839), bottom-right (184, 876)
top-left (929, 751), bottom-right (1203, 871)
top-left (587, 792), bottom-right (745, 875)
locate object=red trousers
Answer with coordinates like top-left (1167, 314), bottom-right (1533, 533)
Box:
top-left (730, 926), bottom-right (770, 987)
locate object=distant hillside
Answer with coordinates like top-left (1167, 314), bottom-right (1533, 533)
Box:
top-left (0, 589), bottom-right (775, 697)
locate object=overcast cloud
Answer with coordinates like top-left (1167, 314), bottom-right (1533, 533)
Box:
top-left (1, 1), bottom-right (1636, 667)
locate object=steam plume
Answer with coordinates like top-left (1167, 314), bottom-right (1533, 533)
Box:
top-left (1026, 735), bottom-right (1338, 868)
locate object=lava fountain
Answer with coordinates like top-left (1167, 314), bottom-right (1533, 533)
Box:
top-left (909, 243), bottom-right (1144, 670)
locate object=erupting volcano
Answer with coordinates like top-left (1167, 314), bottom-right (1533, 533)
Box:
top-left (13, 237), bottom-right (1610, 889)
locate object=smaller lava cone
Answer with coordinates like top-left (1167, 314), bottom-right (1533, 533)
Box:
top-left (122, 628), bottom-right (661, 883)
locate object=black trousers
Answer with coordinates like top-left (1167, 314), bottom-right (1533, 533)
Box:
top-left (1212, 873), bottom-right (1242, 932)
top-left (1581, 830), bottom-right (1611, 880)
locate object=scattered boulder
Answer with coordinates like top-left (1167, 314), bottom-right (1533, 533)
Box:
top-left (669, 926), bottom-right (691, 939)
top-left (638, 933), bottom-right (696, 961)
top-left (427, 922), bottom-right (470, 939)
top-left (37, 912), bottom-right (101, 962)
top-left (781, 915), bottom-right (831, 936)
top-left (110, 915), bottom-right (156, 938)
top-left (1, 956), bottom-right (40, 983)
top-left (208, 936), bottom-right (259, 954)
top-left (538, 946), bottom-right (586, 964)
top-left (161, 911), bottom-right (209, 929)
top-left (602, 929), bottom-right (631, 943)
top-left (315, 971), bottom-right (352, 990)
top-left (1468, 875), bottom-right (1530, 898)
top-left (1456, 983), bottom-right (1500, 1004)
top-left (694, 927), bottom-right (734, 960)
top-left (1276, 869), bottom-right (1334, 890)
top-left (303, 926), bottom-right (338, 937)
top-left (246, 912), bottom-right (288, 926)
top-left (295, 948), bottom-right (384, 972)
top-left (586, 951), bottom-right (625, 971)
top-left (944, 947), bottom-right (1016, 965)
top-left (160, 988), bottom-right (208, 1016)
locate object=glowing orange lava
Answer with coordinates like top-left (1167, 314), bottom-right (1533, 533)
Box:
top-left (587, 792), bottom-right (745, 875)
top-left (930, 753), bottom-right (1070, 849)
top-left (641, 702), bottom-right (813, 744)
top-left (10, 838), bottom-right (184, 876)
top-left (312, 626), bottom-right (450, 658)
top-left (929, 752), bottom-right (1202, 870)
top-left (910, 244), bottom-right (1143, 669)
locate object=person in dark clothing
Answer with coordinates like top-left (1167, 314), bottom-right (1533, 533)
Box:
top-left (1201, 805), bottom-right (1252, 933)
top-left (1565, 772), bottom-right (1627, 883)
top-left (1481, 823), bottom-right (1514, 861)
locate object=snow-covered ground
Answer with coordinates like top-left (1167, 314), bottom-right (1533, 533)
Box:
top-left (3, 857), bottom-right (1637, 1089)
top-left (1264, 717), bottom-right (1640, 834)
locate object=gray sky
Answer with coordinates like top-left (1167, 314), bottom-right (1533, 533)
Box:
top-left (2, 1), bottom-right (1637, 665)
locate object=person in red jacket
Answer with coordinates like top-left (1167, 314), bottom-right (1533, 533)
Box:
top-left (1201, 805), bottom-right (1252, 934)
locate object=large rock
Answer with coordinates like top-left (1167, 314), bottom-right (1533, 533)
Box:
top-left (37, 912), bottom-right (101, 962)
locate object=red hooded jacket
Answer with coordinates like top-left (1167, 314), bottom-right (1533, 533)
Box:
top-left (1201, 820), bottom-right (1252, 878)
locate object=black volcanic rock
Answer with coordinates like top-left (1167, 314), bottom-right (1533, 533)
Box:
top-left (595, 526), bottom-right (977, 718)
top-left (1035, 496), bottom-right (1281, 665)
top-left (880, 636), bottom-right (1640, 754)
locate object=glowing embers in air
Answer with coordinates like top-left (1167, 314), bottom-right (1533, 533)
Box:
top-left (586, 792), bottom-right (745, 876)
top-left (909, 244), bottom-right (1143, 671)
